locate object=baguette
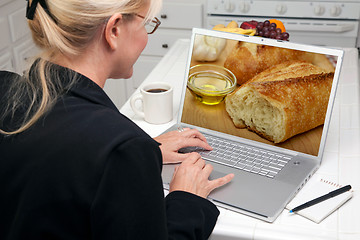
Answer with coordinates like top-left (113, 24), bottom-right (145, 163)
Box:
top-left (225, 61), bottom-right (334, 143)
top-left (223, 42), bottom-right (334, 85)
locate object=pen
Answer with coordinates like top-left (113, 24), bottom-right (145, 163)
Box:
top-left (289, 185), bottom-right (352, 213)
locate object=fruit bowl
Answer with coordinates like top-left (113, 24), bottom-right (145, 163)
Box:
top-left (187, 64), bottom-right (237, 105)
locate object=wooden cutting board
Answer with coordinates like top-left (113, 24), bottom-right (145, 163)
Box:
top-left (181, 88), bottom-right (323, 156)
top-left (183, 38), bottom-right (334, 156)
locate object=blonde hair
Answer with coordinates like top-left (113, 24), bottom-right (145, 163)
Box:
top-left (0, 0), bottom-right (162, 135)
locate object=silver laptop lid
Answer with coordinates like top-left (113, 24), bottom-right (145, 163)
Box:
top-left (177, 28), bottom-right (344, 162)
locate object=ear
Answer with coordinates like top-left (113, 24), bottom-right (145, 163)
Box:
top-left (104, 13), bottom-right (123, 50)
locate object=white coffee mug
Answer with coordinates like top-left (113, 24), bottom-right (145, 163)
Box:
top-left (130, 82), bottom-right (173, 124)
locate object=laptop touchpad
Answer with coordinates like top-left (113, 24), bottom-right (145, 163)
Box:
top-left (209, 170), bottom-right (227, 180)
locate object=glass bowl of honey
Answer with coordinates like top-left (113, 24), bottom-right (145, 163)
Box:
top-left (187, 64), bottom-right (237, 105)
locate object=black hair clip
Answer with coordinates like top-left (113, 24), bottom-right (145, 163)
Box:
top-left (26, 0), bottom-right (57, 23)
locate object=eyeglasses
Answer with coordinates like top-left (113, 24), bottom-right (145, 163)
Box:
top-left (135, 14), bottom-right (161, 34)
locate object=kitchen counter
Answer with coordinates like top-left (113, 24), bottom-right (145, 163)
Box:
top-left (120, 39), bottom-right (360, 240)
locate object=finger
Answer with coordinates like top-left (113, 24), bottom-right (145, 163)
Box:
top-left (182, 129), bottom-right (208, 143)
top-left (163, 159), bottom-right (182, 164)
top-left (194, 157), bottom-right (206, 169)
top-left (176, 127), bottom-right (190, 133)
top-left (174, 152), bottom-right (201, 162)
top-left (171, 165), bottom-right (180, 182)
top-left (208, 173), bottom-right (235, 190)
top-left (164, 152), bottom-right (193, 164)
top-left (180, 138), bottom-right (213, 151)
top-left (173, 165), bottom-right (179, 175)
top-left (183, 152), bottom-right (202, 164)
top-left (202, 163), bottom-right (214, 178)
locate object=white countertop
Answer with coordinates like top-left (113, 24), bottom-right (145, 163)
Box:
top-left (120, 39), bottom-right (360, 240)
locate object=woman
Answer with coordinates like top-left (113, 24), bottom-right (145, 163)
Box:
top-left (0, 0), bottom-right (233, 239)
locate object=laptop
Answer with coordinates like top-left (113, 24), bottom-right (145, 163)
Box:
top-left (161, 28), bottom-right (344, 223)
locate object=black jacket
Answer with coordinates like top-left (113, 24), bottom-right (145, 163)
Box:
top-left (0, 66), bottom-right (219, 240)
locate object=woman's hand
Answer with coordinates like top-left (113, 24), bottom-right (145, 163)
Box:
top-left (154, 128), bottom-right (213, 164)
top-left (169, 153), bottom-right (234, 198)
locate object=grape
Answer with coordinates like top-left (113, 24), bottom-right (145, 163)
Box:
top-left (281, 32), bottom-right (290, 40)
top-left (270, 31), bottom-right (277, 39)
top-left (257, 22), bottom-right (264, 31)
top-left (254, 19), bottom-right (290, 40)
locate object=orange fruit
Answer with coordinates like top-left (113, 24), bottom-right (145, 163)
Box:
top-left (269, 19), bottom-right (286, 32)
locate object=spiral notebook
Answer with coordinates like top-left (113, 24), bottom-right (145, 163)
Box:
top-left (286, 178), bottom-right (353, 223)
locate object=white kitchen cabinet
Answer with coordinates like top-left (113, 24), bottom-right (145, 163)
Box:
top-left (0, 0), bottom-right (11, 8)
top-left (13, 38), bottom-right (40, 74)
top-left (0, 51), bottom-right (13, 72)
top-left (157, 1), bottom-right (203, 29)
top-left (143, 29), bottom-right (192, 56)
top-left (0, 15), bottom-right (11, 51)
top-left (103, 79), bottom-right (129, 109)
top-left (132, 55), bottom-right (162, 87)
top-left (8, 7), bottom-right (30, 43)
top-left (0, 0), bottom-right (39, 75)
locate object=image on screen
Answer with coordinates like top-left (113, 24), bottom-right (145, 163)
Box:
top-left (181, 33), bottom-right (338, 157)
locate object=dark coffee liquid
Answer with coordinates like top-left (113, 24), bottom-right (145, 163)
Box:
top-left (147, 88), bottom-right (167, 93)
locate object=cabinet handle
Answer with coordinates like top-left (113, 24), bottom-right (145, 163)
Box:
top-left (160, 14), bottom-right (167, 19)
top-left (162, 44), bottom-right (168, 48)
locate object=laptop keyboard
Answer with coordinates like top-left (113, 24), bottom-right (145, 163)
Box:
top-left (184, 133), bottom-right (292, 179)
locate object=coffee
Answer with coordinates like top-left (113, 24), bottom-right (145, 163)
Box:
top-left (147, 88), bottom-right (168, 93)
top-left (131, 82), bottom-right (173, 124)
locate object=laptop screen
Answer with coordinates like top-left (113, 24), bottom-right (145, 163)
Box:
top-left (180, 29), bottom-right (343, 158)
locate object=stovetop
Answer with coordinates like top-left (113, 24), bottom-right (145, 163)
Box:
top-left (255, 0), bottom-right (358, 2)
top-left (207, 0), bottom-right (360, 20)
